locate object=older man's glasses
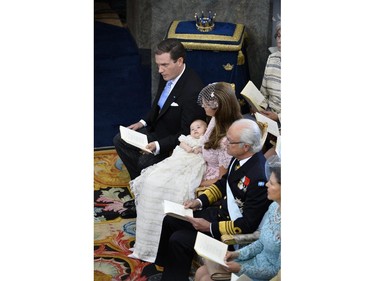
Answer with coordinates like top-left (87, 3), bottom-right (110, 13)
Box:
top-left (226, 138), bottom-right (244, 145)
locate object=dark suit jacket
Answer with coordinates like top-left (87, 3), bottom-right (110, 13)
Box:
top-left (143, 66), bottom-right (206, 154)
top-left (198, 152), bottom-right (272, 239)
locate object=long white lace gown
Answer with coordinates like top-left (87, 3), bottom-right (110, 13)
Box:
top-left (129, 134), bottom-right (206, 262)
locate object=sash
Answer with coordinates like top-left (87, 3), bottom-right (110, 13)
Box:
top-left (226, 161), bottom-right (243, 221)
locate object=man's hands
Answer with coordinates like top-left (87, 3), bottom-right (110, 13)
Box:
top-left (186, 217), bottom-right (211, 232)
top-left (128, 121), bottom-right (144, 130)
top-left (183, 199), bottom-right (201, 210)
top-left (127, 122), bottom-right (156, 154)
top-left (145, 142), bottom-right (156, 153)
top-left (183, 199), bottom-right (210, 232)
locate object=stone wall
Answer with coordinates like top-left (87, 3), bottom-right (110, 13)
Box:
top-left (126, 0), bottom-right (275, 102)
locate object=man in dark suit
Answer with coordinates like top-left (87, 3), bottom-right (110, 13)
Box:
top-left (113, 38), bottom-right (205, 181)
top-left (149, 119), bottom-right (272, 281)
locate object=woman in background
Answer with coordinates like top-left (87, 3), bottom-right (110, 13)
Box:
top-left (259, 21), bottom-right (281, 123)
top-left (259, 21), bottom-right (281, 159)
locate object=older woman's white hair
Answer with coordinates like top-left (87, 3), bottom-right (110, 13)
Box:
top-left (265, 154), bottom-right (281, 183)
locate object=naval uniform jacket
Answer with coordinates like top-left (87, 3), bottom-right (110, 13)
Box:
top-left (143, 66), bottom-right (205, 154)
top-left (197, 152), bottom-right (272, 240)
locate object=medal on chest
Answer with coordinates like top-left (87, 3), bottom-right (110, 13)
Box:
top-left (237, 176), bottom-right (250, 192)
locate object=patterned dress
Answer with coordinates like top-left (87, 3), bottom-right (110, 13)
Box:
top-left (201, 117), bottom-right (233, 181)
top-left (235, 202), bottom-right (281, 281)
top-left (260, 51), bottom-right (281, 122)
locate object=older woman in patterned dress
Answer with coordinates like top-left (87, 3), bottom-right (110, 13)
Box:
top-left (195, 155), bottom-right (281, 281)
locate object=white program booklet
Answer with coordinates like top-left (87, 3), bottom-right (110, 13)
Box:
top-left (194, 232), bottom-right (228, 267)
top-left (255, 112), bottom-right (280, 137)
top-left (119, 125), bottom-right (152, 153)
top-left (240, 80), bottom-right (266, 112)
top-left (163, 200), bottom-right (193, 221)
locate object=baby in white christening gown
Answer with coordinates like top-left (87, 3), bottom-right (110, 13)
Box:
top-left (128, 119), bottom-right (208, 262)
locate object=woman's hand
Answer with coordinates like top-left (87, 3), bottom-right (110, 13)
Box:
top-left (192, 146), bottom-right (202, 154)
top-left (225, 251), bottom-right (239, 262)
top-left (224, 251), bottom-right (241, 273)
top-left (224, 261), bottom-right (241, 273)
top-left (260, 110), bottom-right (279, 122)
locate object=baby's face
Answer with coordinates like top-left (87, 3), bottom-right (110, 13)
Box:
top-left (190, 121), bottom-right (206, 139)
